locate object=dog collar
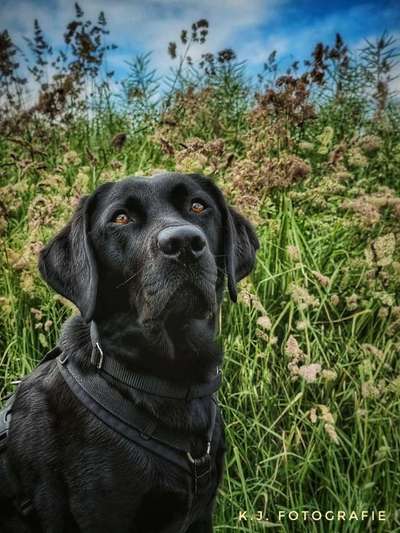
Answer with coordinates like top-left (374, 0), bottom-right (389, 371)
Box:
top-left (88, 321), bottom-right (222, 400)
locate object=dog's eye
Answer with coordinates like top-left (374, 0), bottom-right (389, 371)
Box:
top-left (113, 213), bottom-right (130, 225)
top-left (191, 201), bottom-right (206, 214)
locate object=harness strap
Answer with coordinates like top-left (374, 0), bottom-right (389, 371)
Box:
top-left (0, 348), bottom-right (64, 521)
top-left (0, 395), bottom-right (39, 521)
top-left (0, 341), bottom-right (219, 514)
top-left (90, 321), bottom-right (221, 400)
top-left (57, 355), bottom-right (218, 477)
top-left (0, 395), bottom-right (14, 452)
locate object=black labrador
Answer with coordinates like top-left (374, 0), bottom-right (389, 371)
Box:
top-left (0, 172), bottom-right (258, 532)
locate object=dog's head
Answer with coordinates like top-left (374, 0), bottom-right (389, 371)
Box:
top-left (39, 173), bottom-right (259, 328)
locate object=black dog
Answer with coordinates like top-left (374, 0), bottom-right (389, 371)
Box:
top-left (0, 172), bottom-right (258, 532)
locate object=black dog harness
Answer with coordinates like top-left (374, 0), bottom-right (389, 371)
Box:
top-left (0, 322), bottom-right (222, 514)
top-left (59, 322), bottom-right (222, 481)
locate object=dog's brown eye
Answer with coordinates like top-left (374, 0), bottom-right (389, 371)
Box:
top-left (191, 201), bottom-right (205, 214)
top-left (114, 213), bottom-right (130, 225)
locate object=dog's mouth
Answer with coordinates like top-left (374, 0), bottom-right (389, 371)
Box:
top-left (165, 282), bottom-right (217, 319)
top-left (146, 281), bottom-right (216, 320)
top-left (132, 274), bottom-right (217, 358)
top-left (133, 266), bottom-right (218, 325)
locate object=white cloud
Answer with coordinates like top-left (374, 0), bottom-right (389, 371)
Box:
top-left (2, 0), bottom-right (287, 77)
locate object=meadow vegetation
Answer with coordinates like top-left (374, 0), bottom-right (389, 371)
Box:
top-left (1, 6), bottom-right (400, 531)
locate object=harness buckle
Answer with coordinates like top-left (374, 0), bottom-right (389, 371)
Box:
top-left (59, 353), bottom-right (69, 365)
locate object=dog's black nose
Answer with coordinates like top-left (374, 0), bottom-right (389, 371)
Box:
top-left (157, 225), bottom-right (206, 260)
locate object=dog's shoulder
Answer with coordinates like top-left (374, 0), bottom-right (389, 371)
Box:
top-left (7, 317), bottom-right (91, 459)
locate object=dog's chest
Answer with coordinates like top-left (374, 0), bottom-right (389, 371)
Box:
top-left (8, 363), bottom-right (223, 532)
top-left (64, 438), bottom-right (219, 532)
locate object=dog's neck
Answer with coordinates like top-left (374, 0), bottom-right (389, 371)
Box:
top-left (60, 311), bottom-right (222, 385)
top-left (96, 311), bottom-right (222, 384)
top-left (58, 314), bottom-right (220, 438)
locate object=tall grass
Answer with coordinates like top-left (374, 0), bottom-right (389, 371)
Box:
top-left (216, 204), bottom-right (400, 531)
top-left (1, 6), bottom-right (400, 531)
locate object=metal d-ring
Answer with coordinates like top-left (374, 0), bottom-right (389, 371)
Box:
top-left (187, 441), bottom-right (211, 464)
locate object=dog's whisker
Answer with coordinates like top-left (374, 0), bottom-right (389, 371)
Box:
top-left (115, 266), bottom-right (145, 289)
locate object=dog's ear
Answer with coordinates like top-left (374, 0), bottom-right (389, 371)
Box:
top-left (39, 194), bottom-right (98, 322)
top-left (223, 204), bottom-right (260, 302)
top-left (193, 175), bottom-right (259, 302)
top-left (224, 206), bottom-right (259, 302)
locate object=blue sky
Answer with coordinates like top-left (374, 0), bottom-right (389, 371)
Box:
top-left (1, 0), bottom-right (399, 85)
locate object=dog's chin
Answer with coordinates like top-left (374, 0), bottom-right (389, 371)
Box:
top-left (137, 280), bottom-right (217, 325)
top-left (167, 285), bottom-right (217, 321)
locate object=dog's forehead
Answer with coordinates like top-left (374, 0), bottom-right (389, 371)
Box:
top-left (106, 173), bottom-right (202, 203)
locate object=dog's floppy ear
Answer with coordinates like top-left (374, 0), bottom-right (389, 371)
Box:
top-left (39, 194), bottom-right (98, 322)
top-left (224, 206), bottom-right (259, 302)
top-left (195, 175), bottom-right (259, 302)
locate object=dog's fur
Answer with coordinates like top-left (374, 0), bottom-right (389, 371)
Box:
top-left (0, 173), bottom-right (258, 532)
